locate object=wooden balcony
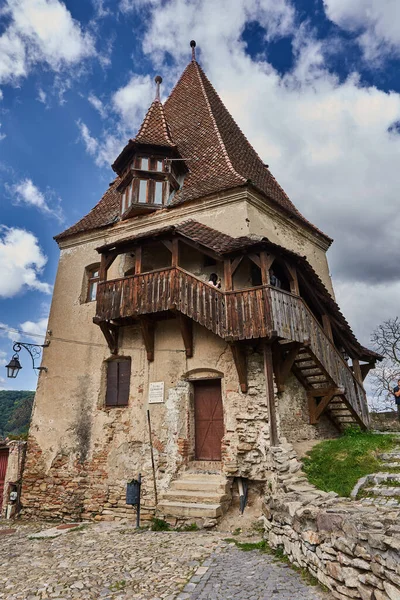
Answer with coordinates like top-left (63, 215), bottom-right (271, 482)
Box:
top-left (95, 266), bottom-right (369, 429)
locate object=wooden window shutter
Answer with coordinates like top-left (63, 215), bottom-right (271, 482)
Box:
top-left (117, 359), bottom-right (131, 406)
top-left (105, 360), bottom-right (119, 406)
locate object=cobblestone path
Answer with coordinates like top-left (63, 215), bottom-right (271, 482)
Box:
top-left (0, 522), bottom-right (331, 600)
top-left (178, 544), bottom-right (329, 600)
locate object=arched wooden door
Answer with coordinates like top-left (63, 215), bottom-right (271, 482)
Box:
top-left (0, 448), bottom-right (9, 513)
top-left (194, 380), bottom-right (224, 461)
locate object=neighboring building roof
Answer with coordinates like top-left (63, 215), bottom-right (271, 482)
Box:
top-left (56, 57), bottom-right (332, 243)
top-left (96, 219), bottom-right (378, 362)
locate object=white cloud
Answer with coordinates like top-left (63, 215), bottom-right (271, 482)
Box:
top-left (323, 0), bottom-right (400, 62)
top-left (0, 124), bottom-right (5, 141)
top-left (11, 178), bottom-right (64, 222)
top-left (0, 226), bottom-right (52, 297)
top-left (88, 93), bottom-right (107, 119)
top-left (0, 0), bottom-right (96, 85)
top-left (20, 317), bottom-right (48, 342)
top-left (112, 74), bottom-right (154, 126)
top-left (37, 88), bottom-right (47, 105)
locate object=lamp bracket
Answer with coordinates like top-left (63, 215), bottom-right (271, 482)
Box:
top-left (12, 341), bottom-right (50, 373)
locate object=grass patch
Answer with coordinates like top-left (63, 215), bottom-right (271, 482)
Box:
top-left (150, 517), bottom-right (170, 532)
top-left (302, 429), bottom-right (398, 497)
top-left (179, 522), bottom-right (199, 532)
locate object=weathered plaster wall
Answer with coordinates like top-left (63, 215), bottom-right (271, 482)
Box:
top-left (278, 373), bottom-right (339, 443)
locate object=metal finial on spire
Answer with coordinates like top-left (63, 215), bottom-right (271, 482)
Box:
top-left (154, 75), bottom-right (162, 101)
top-left (190, 40), bottom-right (196, 61)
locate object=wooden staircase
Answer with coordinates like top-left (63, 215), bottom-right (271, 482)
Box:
top-left (283, 343), bottom-right (365, 430)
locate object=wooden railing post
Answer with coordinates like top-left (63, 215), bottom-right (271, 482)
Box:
top-left (264, 342), bottom-right (278, 446)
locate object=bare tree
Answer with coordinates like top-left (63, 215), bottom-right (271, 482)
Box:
top-left (370, 317), bottom-right (400, 412)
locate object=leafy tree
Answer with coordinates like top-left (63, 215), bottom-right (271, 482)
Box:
top-left (0, 391), bottom-right (35, 438)
top-left (370, 317), bottom-right (400, 412)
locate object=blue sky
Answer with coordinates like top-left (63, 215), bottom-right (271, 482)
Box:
top-left (1, 0), bottom-right (400, 392)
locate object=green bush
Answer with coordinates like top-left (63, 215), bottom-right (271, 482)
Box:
top-left (150, 517), bottom-right (170, 531)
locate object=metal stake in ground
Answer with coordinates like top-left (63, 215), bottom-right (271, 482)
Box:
top-left (147, 409), bottom-right (158, 507)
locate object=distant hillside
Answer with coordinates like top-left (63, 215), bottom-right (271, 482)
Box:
top-left (0, 390), bottom-right (35, 439)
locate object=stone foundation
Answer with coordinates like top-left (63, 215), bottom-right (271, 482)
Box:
top-left (1, 440), bottom-right (26, 519)
top-left (263, 445), bottom-right (400, 600)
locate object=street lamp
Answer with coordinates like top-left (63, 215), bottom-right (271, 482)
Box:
top-left (5, 341), bottom-right (49, 379)
top-left (6, 354), bottom-right (22, 379)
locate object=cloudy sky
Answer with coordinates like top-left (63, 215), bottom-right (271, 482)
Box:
top-left (0, 0), bottom-right (399, 391)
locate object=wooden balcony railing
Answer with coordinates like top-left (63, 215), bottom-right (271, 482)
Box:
top-left (96, 266), bottom-right (369, 426)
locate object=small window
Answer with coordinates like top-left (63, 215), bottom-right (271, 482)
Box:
top-left (87, 266), bottom-right (100, 302)
top-left (156, 159), bottom-right (164, 172)
top-left (138, 179), bottom-right (147, 203)
top-left (105, 358), bottom-right (131, 407)
top-left (141, 157), bottom-right (149, 170)
top-left (154, 181), bottom-right (164, 204)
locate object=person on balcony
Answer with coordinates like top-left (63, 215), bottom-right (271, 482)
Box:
top-left (208, 273), bottom-right (221, 288)
top-left (269, 269), bottom-right (281, 288)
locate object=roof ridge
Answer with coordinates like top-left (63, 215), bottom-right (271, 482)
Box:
top-left (192, 61), bottom-right (246, 183)
top-left (195, 63), bottom-right (291, 204)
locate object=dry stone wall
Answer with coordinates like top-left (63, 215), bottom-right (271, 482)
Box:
top-left (263, 445), bottom-right (400, 600)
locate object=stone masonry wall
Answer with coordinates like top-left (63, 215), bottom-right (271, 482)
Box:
top-left (1, 441), bottom-right (26, 519)
top-left (262, 444), bottom-right (400, 600)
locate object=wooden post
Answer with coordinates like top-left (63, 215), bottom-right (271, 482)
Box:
top-left (264, 343), bottom-right (278, 446)
top-left (135, 246), bottom-right (142, 274)
top-left (171, 238), bottom-right (179, 267)
top-left (321, 314), bottom-right (334, 342)
top-left (352, 359), bottom-right (363, 383)
top-left (224, 259), bottom-right (233, 291)
top-left (260, 251), bottom-right (274, 285)
top-left (285, 263), bottom-right (299, 295)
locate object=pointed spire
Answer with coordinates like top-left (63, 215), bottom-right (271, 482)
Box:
top-left (190, 40), bottom-right (196, 61)
top-left (154, 75), bottom-right (162, 101)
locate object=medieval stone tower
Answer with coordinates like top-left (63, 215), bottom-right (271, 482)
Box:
top-left (21, 42), bottom-right (377, 523)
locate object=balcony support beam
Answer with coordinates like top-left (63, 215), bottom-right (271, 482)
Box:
top-left (139, 317), bottom-right (155, 361)
top-left (307, 387), bottom-right (345, 425)
top-left (94, 318), bottom-right (119, 355)
top-left (360, 360), bottom-right (376, 381)
top-left (274, 342), bottom-right (302, 393)
top-left (260, 252), bottom-right (275, 285)
top-left (99, 251), bottom-right (118, 281)
top-left (230, 343), bottom-right (248, 393)
top-left (178, 314), bottom-right (193, 358)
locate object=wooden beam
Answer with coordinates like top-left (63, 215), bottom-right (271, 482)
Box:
top-left (275, 343), bottom-right (301, 392)
top-left (139, 317), bottom-right (155, 361)
top-left (97, 320), bottom-right (119, 355)
top-left (285, 262), bottom-right (299, 295)
top-left (264, 343), bottom-right (278, 446)
top-left (171, 238), bottom-right (179, 267)
top-left (161, 239), bottom-right (172, 253)
top-left (99, 251), bottom-right (118, 281)
top-left (248, 253), bottom-right (261, 269)
top-left (260, 251), bottom-right (275, 285)
top-left (230, 343), bottom-right (248, 393)
top-left (360, 361), bottom-right (376, 381)
top-left (224, 259), bottom-right (233, 291)
top-left (307, 389), bottom-right (342, 425)
top-left (135, 246), bottom-right (142, 275)
top-left (308, 386), bottom-right (345, 397)
top-left (352, 359), bottom-right (363, 384)
top-left (178, 314), bottom-right (193, 358)
top-left (321, 314), bottom-right (334, 342)
top-left (231, 255), bottom-right (244, 275)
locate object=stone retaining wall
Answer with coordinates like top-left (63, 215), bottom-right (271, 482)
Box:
top-left (262, 444), bottom-right (400, 600)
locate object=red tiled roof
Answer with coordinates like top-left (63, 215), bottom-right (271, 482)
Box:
top-left (134, 99), bottom-right (176, 147)
top-left (55, 179), bottom-right (121, 241)
top-left (56, 59), bottom-right (331, 242)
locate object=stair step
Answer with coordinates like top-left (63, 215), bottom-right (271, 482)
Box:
top-left (180, 472), bottom-right (226, 481)
top-left (171, 480), bottom-right (230, 493)
top-left (161, 490), bottom-right (230, 503)
top-left (157, 500), bottom-right (223, 518)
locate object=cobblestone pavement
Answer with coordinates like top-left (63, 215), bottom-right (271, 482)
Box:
top-left (178, 544), bottom-right (330, 600)
top-left (0, 521), bottom-right (331, 600)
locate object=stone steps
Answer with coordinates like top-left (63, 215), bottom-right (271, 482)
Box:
top-left (157, 471), bottom-right (231, 521)
top-left (156, 500), bottom-right (223, 518)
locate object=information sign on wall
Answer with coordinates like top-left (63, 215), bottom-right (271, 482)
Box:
top-left (148, 381), bottom-right (165, 404)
